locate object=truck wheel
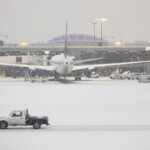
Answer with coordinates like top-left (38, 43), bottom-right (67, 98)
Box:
top-left (31, 80), bottom-right (36, 83)
top-left (0, 122), bottom-right (8, 129)
top-left (42, 80), bottom-right (46, 83)
top-left (33, 122), bottom-right (41, 129)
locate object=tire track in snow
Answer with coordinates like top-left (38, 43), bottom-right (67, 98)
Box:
top-left (48, 125), bottom-right (150, 131)
top-left (3, 125), bottom-right (150, 131)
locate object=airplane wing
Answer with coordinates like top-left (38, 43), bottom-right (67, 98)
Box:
top-left (0, 63), bottom-right (55, 71)
top-left (34, 57), bottom-right (103, 65)
top-left (33, 57), bottom-right (62, 65)
top-left (72, 60), bottom-right (150, 71)
top-left (74, 57), bottom-right (103, 65)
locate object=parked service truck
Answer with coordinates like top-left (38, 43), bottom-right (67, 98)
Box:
top-left (0, 109), bottom-right (49, 129)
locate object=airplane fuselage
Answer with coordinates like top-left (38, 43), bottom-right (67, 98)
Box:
top-left (51, 54), bottom-right (74, 75)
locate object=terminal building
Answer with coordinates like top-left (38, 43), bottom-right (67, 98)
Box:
top-left (47, 33), bottom-right (113, 46)
top-left (0, 33), bottom-right (150, 77)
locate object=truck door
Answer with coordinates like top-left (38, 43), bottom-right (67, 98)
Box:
top-left (10, 111), bottom-right (25, 125)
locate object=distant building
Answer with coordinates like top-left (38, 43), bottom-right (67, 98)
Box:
top-left (125, 41), bottom-right (150, 46)
top-left (47, 33), bottom-right (113, 46)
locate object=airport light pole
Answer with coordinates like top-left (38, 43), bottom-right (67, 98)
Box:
top-left (96, 18), bottom-right (108, 46)
top-left (90, 22), bottom-right (98, 43)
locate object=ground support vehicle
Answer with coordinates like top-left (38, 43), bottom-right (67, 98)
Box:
top-left (109, 72), bottom-right (120, 79)
top-left (138, 74), bottom-right (150, 83)
top-left (110, 71), bottom-right (130, 80)
top-left (127, 72), bottom-right (145, 80)
top-left (118, 71), bottom-right (130, 79)
top-left (24, 76), bottom-right (47, 83)
top-left (0, 109), bottom-right (49, 129)
top-left (90, 72), bottom-right (100, 78)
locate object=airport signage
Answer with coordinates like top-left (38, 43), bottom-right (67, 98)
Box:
top-left (16, 57), bottom-right (22, 63)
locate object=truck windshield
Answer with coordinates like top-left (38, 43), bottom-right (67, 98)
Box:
top-left (9, 112), bottom-right (14, 116)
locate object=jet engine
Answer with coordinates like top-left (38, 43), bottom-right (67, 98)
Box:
top-left (84, 69), bottom-right (92, 78)
top-left (29, 69), bottom-right (37, 77)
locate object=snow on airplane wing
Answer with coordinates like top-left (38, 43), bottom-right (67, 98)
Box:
top-left (0, 63), bottom-right (55, 71)
top-left (72, 60), bottom-right (150, 71)
top-left (33, 57), bottom-right (62, 65)
top-left (74, 57), bottom-right (104, 65)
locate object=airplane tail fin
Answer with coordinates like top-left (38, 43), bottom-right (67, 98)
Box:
top-left (64, 21), bottom-right (68, 57)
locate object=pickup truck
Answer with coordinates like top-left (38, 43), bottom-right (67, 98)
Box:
top-left (0, 109), bottom-right (49, 129)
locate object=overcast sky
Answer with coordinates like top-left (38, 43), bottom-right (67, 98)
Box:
top-left (0, 0), bottom-right (150, 43)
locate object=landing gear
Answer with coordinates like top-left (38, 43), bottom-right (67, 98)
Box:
top-left (31, 80), bottom-right (36, 83)
top-left (54, 71), bottom-right (60, 80)
top-left (75, 77), bottom-right (81, 81)
top-left (74, 71), bottom-right (82, 81)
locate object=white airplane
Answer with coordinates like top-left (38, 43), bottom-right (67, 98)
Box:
top-left (0, 22), bottom-right (150, 80)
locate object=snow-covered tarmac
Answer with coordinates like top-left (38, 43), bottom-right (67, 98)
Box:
top-left (0, 78), bottom-right (150, 150)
